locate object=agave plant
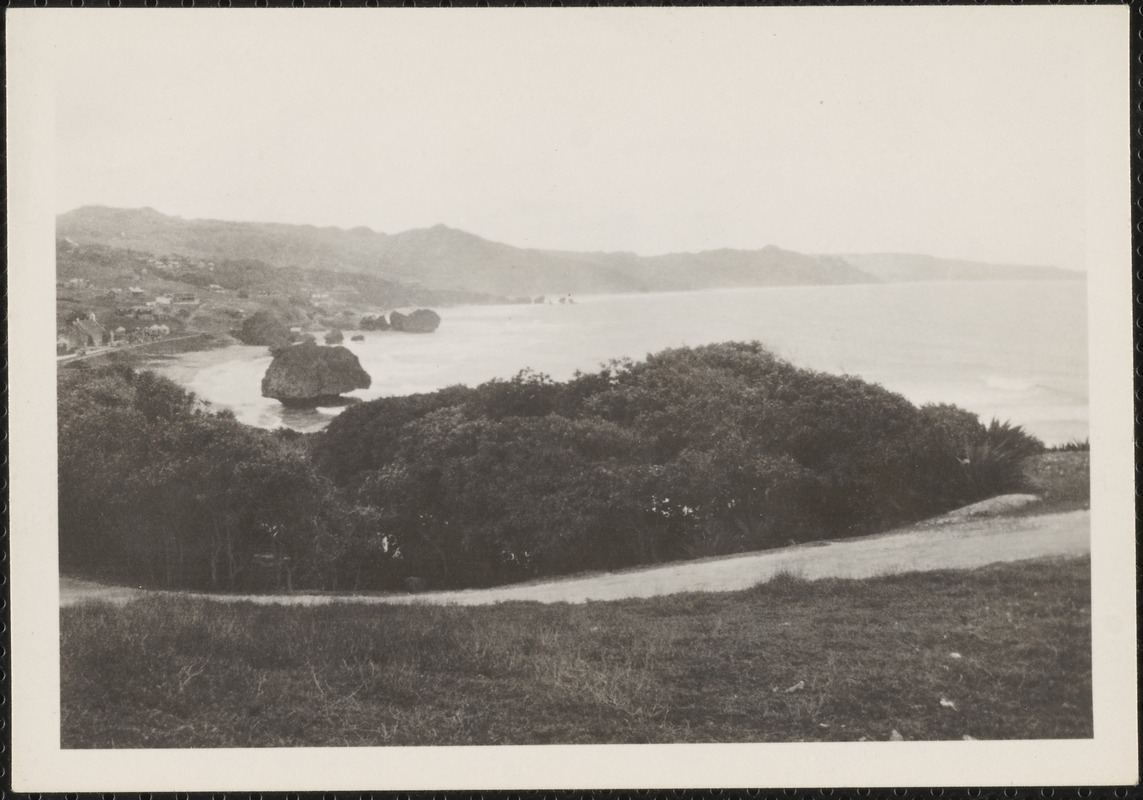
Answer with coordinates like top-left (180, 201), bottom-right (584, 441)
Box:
top-left (957, 420), bottom-right (1045, 501)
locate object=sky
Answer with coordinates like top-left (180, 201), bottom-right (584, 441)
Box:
top-left (47, 8), bottom-right (1113, 269)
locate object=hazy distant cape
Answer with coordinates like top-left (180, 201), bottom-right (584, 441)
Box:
top-left (838, 252), bottom-right (1083, 283)
top-left (57, 206), bottom-right (1082, 298)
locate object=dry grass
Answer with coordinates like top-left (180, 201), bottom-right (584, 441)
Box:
top-left (61, 555), bottom-right (1092, 748)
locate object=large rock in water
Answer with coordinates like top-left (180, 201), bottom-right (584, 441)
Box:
top-left (389, 308), bottom-right (441, 333)
top-left (261, 343), bottom-right (371, 406)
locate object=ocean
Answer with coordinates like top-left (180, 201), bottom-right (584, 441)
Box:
top-left (151, 280), bottom-right (1088, 445)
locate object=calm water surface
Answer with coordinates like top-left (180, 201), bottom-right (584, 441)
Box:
top-left (152, 281), bottom-right (1088, 445)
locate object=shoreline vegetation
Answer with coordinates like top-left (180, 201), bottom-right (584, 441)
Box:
top-left (60, 340), bottom-right (1060, 596)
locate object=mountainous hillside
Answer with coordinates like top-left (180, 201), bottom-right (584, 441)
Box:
top-left (58, 206), bottom-right (1080, 297)
top-left (58, 206), bottom-right (872, 297)
top-left (840, 253), bottom-right (1084, 283)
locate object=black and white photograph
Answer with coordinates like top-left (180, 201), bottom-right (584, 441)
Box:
top-left (6, 6), bottom-right (1137, 791)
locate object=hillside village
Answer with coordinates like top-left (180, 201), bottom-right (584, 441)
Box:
top-left (55, 238), bottom-right (488, 358)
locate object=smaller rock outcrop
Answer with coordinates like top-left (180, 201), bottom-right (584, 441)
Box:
top-left (261, 343), bottom-right (371, 407)
top-left (360, 314), bottom-right (390, 331)
top-left (350, 334), bottom-right (365, 342)
top-left (389, 308), bottom-right (441, 333)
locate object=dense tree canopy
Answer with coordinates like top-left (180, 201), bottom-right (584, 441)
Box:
top-left (61, 342), bottom-right (1043, 592)
top-left (59, 367), bottom-right (351, 590)
top-left (313, 342), bottom-right (1043, 588)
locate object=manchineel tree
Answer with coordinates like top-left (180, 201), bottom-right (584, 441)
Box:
top-left (60, 342), bottom-right (1044, 593)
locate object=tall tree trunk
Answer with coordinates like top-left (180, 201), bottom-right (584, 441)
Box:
top-left (209, 514), bottom-right (222, 590)
top-left (226, 521), bottom-right (239, 591)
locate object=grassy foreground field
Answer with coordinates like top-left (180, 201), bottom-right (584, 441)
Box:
top-left (61, 555), bottom-right (1091, 748)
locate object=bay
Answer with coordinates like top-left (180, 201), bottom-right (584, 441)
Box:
top-left (151, 280), bottom-right (1088, 445)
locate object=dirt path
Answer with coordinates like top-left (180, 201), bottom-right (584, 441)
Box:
top-left (61, 506), bottom-right (1089, 609)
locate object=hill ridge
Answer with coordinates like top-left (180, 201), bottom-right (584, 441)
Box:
top-left (58, 205), bottom-right (1079, 297)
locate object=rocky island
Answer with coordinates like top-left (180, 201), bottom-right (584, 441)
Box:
top-left (261, 342), bottom-right (372, 407)
top-left (389, 308), bottom-right (441, 333)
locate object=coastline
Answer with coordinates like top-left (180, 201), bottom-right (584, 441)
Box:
top-left (92, 281), bottom-right (1089, 446)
